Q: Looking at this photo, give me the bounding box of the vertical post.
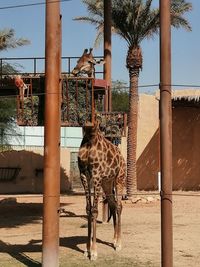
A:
[34,58,37,75]
[42,1,61,267]
[102,0,112,223]
[104,0,112,112]
[159,1,173,267]
[0,59,3,81]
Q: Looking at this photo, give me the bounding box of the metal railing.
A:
[0,56,104,77]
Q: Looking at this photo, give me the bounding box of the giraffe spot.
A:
[113,157,118,166]
[94,157,99,163]
[110,145,116,154]
[97,142,102,150]
[99,165,103,172]
[107,150,113,165]
[90,149,96,157]
[93,169,98,176]
[98,152,103,161]
[105,167,110,175]
[93,163,100,169]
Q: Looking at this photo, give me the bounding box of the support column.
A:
[42,1,61,266]
[104,0,112,112]
[102,0,112,223]
[159,1,173,266]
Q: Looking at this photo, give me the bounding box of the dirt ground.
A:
[0,192,199,267]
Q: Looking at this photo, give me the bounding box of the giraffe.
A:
[71,48,105,78]
[78,120,126,260]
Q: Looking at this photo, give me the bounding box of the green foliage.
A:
[19,96,40,126]
[0,28,30,51]
[62,79,92,125]
[0,28,30,148]
[77,0,192,48]
[0,97,16,125]
[111,0,192,47]
[112,90,129,113]
[112,80,129,113]
[1,62,24,74]
[0,97,19,149]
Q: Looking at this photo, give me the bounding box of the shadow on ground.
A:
[0,235,113,267]
[0,201,85,228]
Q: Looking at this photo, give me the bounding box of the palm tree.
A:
[0,28,30,51]
[75,0,192,196]
[73,0,104,47]
[0,28,30,148]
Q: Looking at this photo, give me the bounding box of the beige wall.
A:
[0,148,71,194]
[136,94,160,190]
[137,94,159,159]
[172,106,200,190]
[121,94,200,190]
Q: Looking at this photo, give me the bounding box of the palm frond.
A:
[0,28,30,51]
[82,0,103,17]
[77,0,192,47]
[171,0,192,31]
[93,23,104,48]
[73,16,103,27]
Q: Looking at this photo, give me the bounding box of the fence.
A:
[0,56,104,77]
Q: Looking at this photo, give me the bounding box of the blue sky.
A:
[0,0,200,92]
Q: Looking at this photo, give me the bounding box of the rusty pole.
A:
[42,1,61,266]
[102,0,112,223]
[159,1,173,267]
[104,0,112,112]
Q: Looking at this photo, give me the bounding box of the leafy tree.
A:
[0,28,30,148]
[0,97,19,150]
[112,80,129,112]
[75,0,192,196]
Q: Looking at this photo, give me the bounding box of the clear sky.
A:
[0,0,200,93]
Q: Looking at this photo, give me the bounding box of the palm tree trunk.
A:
[126,68,139,197]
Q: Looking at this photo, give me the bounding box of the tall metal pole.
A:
[42,1,61,266]
[104,0,112,112]
[159,1,173,267]
[102,0,112,223]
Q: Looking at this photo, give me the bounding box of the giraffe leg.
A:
[80,173,92,258]
[102,182,120,250]
[90,216,97,260]
[114,195,122,251]
[113,185,123,251]
[90,187,101,260]
[85,212,92,258]
[107,194,121,250]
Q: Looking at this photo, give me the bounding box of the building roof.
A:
[172,89,200,101]
[155,89,200,102]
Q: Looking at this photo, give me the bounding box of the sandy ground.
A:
[0,192,199,267]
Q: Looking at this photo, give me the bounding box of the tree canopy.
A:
[0,28,30,148]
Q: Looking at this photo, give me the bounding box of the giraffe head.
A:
[83,120,100,137]
[71,48,105,78]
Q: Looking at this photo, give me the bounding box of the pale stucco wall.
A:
[0,147,71,194]
[137,94,159,159]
